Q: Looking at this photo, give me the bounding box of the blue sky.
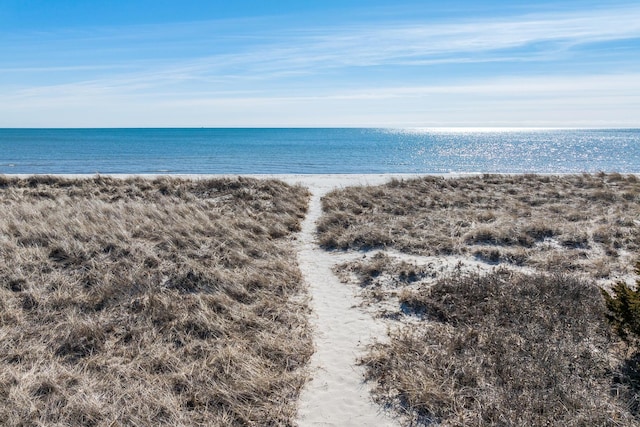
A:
[1,0,639,127]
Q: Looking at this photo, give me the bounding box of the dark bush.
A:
[602,264,640,342]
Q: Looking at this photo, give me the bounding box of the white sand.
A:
[281,176,407,427]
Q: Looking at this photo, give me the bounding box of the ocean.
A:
[1,128,639,175]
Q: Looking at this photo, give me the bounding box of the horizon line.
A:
[1,126,639,131]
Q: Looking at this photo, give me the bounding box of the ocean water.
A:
[1,128,639,174]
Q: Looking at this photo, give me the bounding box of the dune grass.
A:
[361,270,635,426]
[323,174,640,426]
[319,173,640,281]
[0,175,312,426]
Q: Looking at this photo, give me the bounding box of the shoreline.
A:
[2,172,626,194]
[0,172,544,188]
[1,173,450,194]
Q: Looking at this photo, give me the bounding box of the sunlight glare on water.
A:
[379,128,640,173]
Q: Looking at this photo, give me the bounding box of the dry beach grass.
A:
[319,173,640,281]
[0,175,312,426]
[4,172,640,426]
[322,174,640,426]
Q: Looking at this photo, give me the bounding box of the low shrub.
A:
[602,264,640,342]
[362,270,633,426]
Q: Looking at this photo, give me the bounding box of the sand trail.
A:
[292,179,399,427]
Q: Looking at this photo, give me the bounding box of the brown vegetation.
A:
[362,270,634,426]
[324,174,640,425]
[319,173,640,280]
[0,175,312,426]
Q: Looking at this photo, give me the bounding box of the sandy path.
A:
[284,176,406,427]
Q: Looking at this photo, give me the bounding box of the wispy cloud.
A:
[3,4,640,86]
[154,5,640,80]
[1,3,639,126]
[4,73,639,125]
[286,7,640,67]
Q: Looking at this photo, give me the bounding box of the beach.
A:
[5,0,640,423]
[1,173,639,426]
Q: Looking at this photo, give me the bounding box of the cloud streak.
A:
[151,4,640,80]
[4,4,640,79]
[3,73,639,126]
[293,7,640,66]
[1,3,639,126]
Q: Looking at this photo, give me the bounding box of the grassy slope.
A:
[321,174,640,426]
[319,173,640,280]
[0,176,311,426]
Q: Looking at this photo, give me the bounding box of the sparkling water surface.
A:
[1,128,639,174]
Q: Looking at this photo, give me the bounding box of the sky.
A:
[0,0,639,127]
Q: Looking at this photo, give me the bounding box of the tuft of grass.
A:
[0,175,312,426]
